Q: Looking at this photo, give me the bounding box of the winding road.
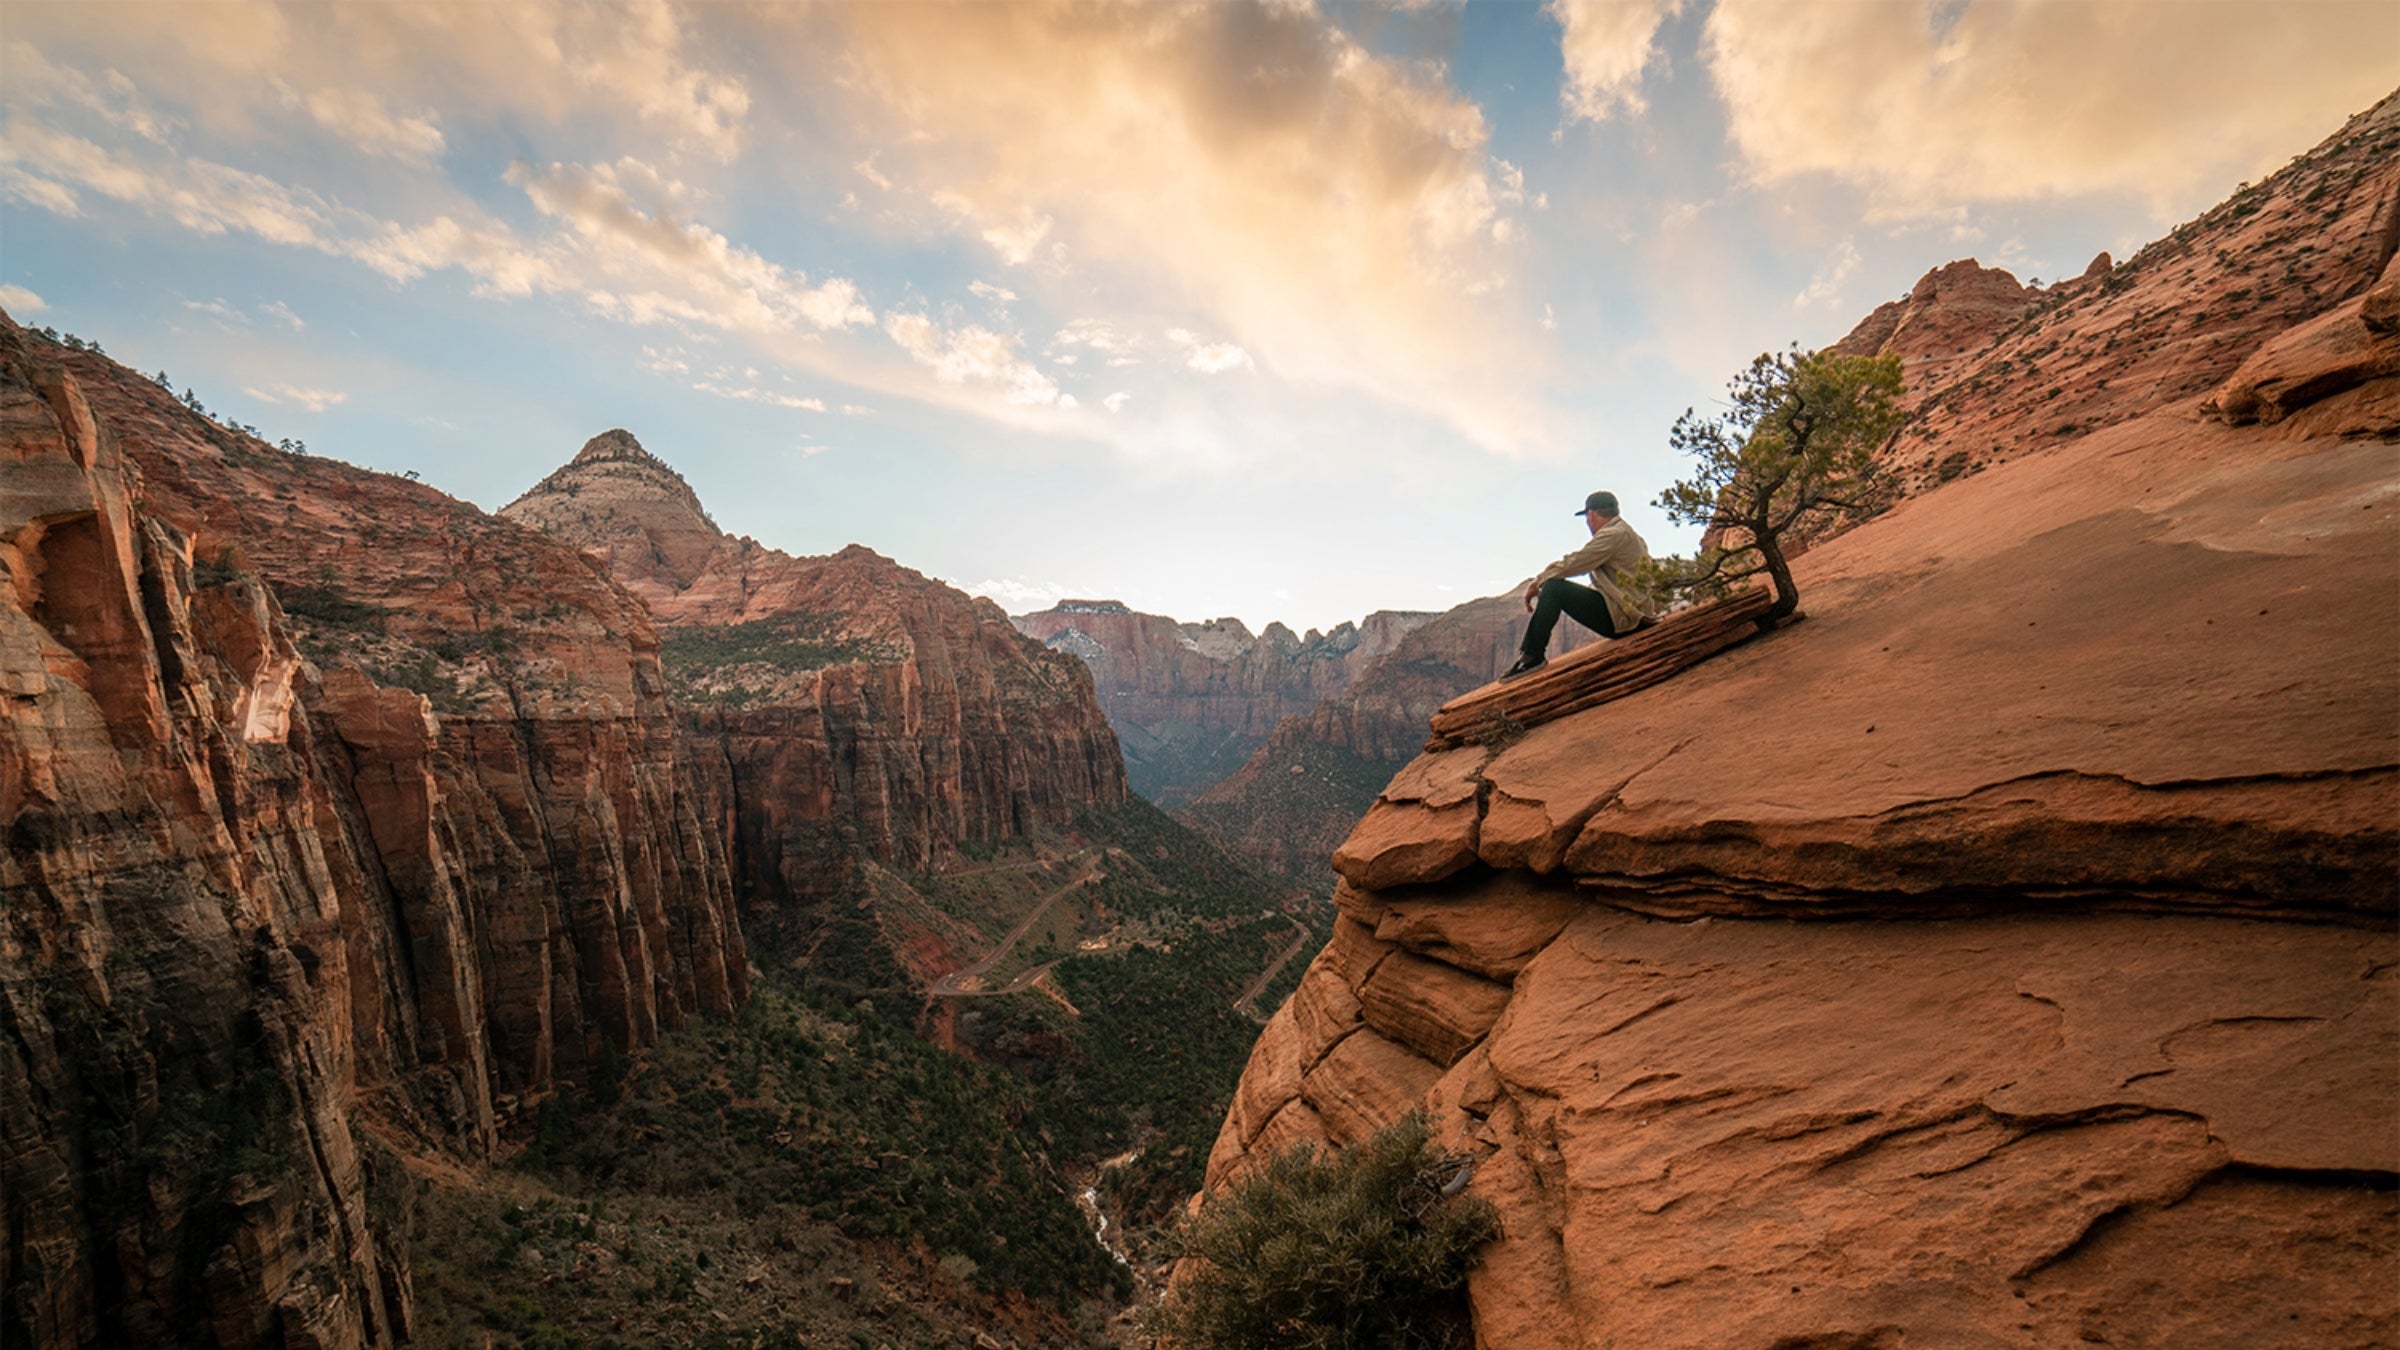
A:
[1232,916,1314,1020]
[928,852,1101,997]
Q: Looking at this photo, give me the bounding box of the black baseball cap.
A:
[1574,491,1619,516]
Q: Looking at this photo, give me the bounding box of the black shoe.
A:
[1502,653,1545,681]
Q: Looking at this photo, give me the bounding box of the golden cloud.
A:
[809,0,1553,453]
[4,0,748,161]
[1551,0,1684,123]
[1704,0,2400,217]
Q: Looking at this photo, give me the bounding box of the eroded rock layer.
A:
[1200,94,2400,1350]
[1,319,746,1348]
[502,437,1127,916]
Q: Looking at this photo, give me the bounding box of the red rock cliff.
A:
[1012,599,1433,805]
[1197,95,2400,1348]
[502,439,1126,919]
[1,320,746,1348]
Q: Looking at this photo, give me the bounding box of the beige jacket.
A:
[1535,516,1659,633]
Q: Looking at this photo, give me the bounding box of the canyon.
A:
[1196,92,2400,1348]
[502,431,1128,923]
[1,327,1149,1346]
[1176,593,1600,877]
[5,63,2395,1350]
[1012,599,1432,807]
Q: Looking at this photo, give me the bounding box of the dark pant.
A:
[1522,577,1619,657]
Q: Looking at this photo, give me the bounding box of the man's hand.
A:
[1522,580,1539,612]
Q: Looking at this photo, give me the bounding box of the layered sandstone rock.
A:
[1198,97,2400,1350]
[502,428,723,592]
[503,437,1126,914]
[1,318,747,1348]
[1832,256,2040,394]
[1860,93,2400,493]
[1179,593,1595,875]
[1012,599,1432,805]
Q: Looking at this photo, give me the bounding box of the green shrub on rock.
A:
[1156,1110,1499,1350]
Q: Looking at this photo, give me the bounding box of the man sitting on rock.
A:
[1505,491,1659,680]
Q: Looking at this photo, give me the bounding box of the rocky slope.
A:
[501,435,1127,925]
[1,320,746,1348]
[1194,95,2400,1348]
[1855,96,2399,494]
[1177,593,1596,876]
[1012,600,1432,806]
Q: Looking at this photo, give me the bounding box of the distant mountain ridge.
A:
[1012,598,1434,807]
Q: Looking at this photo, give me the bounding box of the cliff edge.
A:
[1196,93,2400,1348]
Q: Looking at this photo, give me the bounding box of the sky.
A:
[4,2,2394,633]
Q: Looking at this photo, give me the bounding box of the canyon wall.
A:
[1179,594,1595,876]
[1,321,746,1348]
[1196,93,2400,1349]
[502,435,1127,922]
[1013,599,1432,806]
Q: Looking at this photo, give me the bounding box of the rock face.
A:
[503,438,1126,915]
[1011,599,1433,805]
[502,428,724,591]
[1198,96,2400,1348]
[1,321,746,1347]
[1832,256,2041,394]
[1858,95,2400,495]
[1178,593,1595,876]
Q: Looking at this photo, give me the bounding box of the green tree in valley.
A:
[1652,346,1905,622]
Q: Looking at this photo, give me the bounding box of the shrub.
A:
[1155,1110,1500,1350]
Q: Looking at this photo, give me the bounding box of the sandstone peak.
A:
[502,430,722,592]
[573,427,658,464]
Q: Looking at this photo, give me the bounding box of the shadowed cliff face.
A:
[1177,593,1597,877]
[1012,600,1434,806]
[502,439,1128,925]
[1196,95,2400,1349]
[0,320,746,1348]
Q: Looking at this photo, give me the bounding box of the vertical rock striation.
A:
[501,437,1127,922]
[1,318,746,1348]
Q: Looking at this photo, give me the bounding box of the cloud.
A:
[243,382,347,411]
[5,2,749,160]
[0,117,342,247]
[0,282,48,313]
[818,1,1551,453]
[262,300,304,329]
[1704,0,2400,218]
[883,311,1063,406]
[1103,391,1131,413]
[1794,238,1861,308]
[969,280,1018,303]
[691,379,826,411]
[296,85,444,163]
[954,576,1091,614]
[508,158,875,331]
[1166,327,1253,374]
[4,40,180,145]
[1549,0,1682,123]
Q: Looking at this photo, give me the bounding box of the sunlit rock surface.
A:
[1199,92,2400,1350]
